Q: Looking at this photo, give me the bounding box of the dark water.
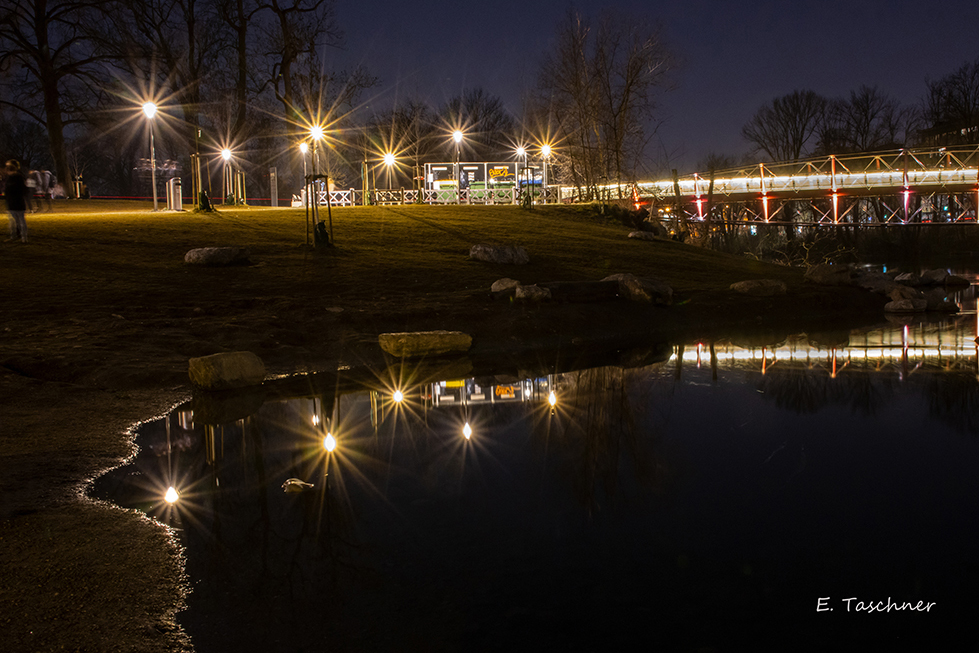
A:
[92,284,979,651]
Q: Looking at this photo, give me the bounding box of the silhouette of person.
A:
[4,160,30,242]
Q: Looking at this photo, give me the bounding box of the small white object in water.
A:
[281,478,314,493]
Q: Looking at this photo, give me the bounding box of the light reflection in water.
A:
[91,309,979,651]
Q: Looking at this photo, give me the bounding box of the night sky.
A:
[336,0,979,173]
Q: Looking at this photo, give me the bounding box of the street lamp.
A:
[516,146,527,202]
[541,144,552,201]
[299,141,309,206]
[309,124,333,246]
[221,148,232,204]
[142,102,158,210]
[383,152,395,189]
[453,130,464,203]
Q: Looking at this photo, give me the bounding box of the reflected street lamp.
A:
[142,102,158,210]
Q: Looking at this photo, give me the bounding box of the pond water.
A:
[92,280,979,651]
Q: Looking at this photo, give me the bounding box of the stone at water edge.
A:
[804,264,854,286]
[378,331,473,357]
[884,298,928,313]
[729,279,788,296]
[490,278,521,293]
[514,285,552,302]
[602,273,674,305]
[189,351,266,389]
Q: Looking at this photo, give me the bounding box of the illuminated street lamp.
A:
[541,144,552,201]
[453,130,464,203]
[299,141,309,206]
[142,102,158,210]
[309,124,333,246]
[221,148,232,203]
[383,152,395,189]
[516,146,528,202]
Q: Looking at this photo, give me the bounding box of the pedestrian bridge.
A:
[627,145,979,225]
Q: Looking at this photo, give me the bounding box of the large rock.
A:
[602,273,673,305]
[919,269,950,285]
[852,270,901,295]
[884,298,928,313]
[804,264,853,286]
[378,331,472,357]
[189,351,266,389]
[490,278,521,293]
[184,246,251,266]
[887,285,922,302]
[469,244,530,265]
[729,279,788,296]
[946,274,971,287]
[515,284,552,302]
[894,272,922,286]
[627,231,659,241]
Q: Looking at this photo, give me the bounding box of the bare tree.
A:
[0,0,110,196]
[536,8,673,199]
[741,89,827,162]
[439,88,515,161]
[915,57,979,146]
[817,85,905,154]
[254,0,342,126]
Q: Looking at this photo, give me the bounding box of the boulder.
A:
[184,246,251,266]
[894,272,922,286]
[729,279,788,296]
[884,298,928,313]
[378,331,472,357]
[469,244,530,265]
[852,270,900,295]
[514,284,552,302]
[602,273,673,305]
[490,278,521,293]
[922,288,959,313]
[804,264,853,286]
[887,285,923,302]
[189,351,266,389]
[628,231,659,241]
[919,269,949,285]
[946,274,971,287]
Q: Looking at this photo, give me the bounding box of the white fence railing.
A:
[292,186,561,207]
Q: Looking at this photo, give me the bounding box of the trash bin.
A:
[166,177,183,211]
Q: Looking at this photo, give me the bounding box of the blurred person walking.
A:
[4,160,31,242]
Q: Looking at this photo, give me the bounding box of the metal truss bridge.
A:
[624,145,979,227]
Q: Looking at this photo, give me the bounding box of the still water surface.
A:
[93,283,979,651]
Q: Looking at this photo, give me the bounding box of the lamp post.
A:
[142,102,158,210]
[453,130,463,204]
[383,152,395,192]
[541,144,551,203]
[310,125,333,246]
[221,148,232,204]
[299,141,309,207]
[516,146,527,204]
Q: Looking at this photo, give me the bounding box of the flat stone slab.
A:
[189,351,266,389]
[379,331,472,357]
